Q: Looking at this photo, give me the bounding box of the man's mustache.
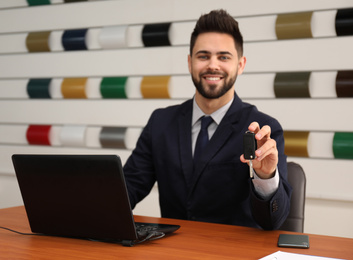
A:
[200,71,227,77]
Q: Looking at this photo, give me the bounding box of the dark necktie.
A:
[194,116,214,163]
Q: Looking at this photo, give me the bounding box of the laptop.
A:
[11,154,180,246]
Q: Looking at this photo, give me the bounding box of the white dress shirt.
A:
[191,97,279,200]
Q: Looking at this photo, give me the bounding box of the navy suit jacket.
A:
[124,93,292,230]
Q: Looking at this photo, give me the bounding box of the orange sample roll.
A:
[141,76,170,98]
[61,78,87,98]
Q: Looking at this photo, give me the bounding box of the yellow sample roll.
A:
[283,131,309,157]
[26,31,51,52]
[276,12,313,39]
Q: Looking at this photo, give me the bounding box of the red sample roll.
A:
[26,125,51,145]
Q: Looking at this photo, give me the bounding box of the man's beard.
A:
[191,71,237,99]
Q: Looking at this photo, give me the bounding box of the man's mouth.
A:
[202,75,224,85]
[201,71,225,82]
[204,76,222,81]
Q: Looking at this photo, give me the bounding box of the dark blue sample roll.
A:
[142,23,171,47]
[62,29,88,51]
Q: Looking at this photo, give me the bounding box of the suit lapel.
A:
[178,100,194,188]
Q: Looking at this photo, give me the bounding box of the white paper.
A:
[259,251,346,260]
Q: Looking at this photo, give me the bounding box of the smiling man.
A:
[123,9,292,230]
[189,31,245,115]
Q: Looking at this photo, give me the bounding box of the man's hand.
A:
[240,122,278,179]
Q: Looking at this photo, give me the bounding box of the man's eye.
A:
[219,56,230,60]
[198,55,209,60]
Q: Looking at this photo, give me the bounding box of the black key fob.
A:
[243,131,257,160]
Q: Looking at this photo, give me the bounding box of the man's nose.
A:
[207,57,220,71]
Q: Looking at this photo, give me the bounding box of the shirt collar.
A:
[192,95,234,126]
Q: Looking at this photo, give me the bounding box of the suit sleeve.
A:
[123,111,157,209]
[249,119,292,230]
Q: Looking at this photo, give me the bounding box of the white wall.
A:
[0,0,352,238]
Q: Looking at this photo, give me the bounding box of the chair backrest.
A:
[279,162,306,232]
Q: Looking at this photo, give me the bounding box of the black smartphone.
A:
[277,234,310,248]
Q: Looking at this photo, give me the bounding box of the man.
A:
[124,9,292,230]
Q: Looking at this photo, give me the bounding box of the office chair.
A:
[279,162,306,232]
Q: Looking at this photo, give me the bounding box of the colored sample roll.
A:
[60,125,86,147]
[26,125,51,145]
[62,29,88,51]
[141,76,170,98]
[283,131,309,157]
[100,77,127,98]
[276,12,313,39]
[333,132,353,159]
[336,70,353,97]
[99,25,128,49]
[27,78,51,99]
[27,0,50,6]
[142,23,171,47]
[61,78,87,98]
[99,127,126,149]
[26,31,51,52]
[335,8,353,36]
[274,72,311,98]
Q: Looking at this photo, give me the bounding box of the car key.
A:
[243,131,257,178]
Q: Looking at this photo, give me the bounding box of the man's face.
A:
[188,32,245,99]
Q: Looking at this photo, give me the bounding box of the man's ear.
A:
[237,56,247,76]
[187,55,192,74]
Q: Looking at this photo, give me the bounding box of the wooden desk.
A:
[0,206,352,260]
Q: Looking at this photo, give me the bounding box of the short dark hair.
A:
[189,9,243,57]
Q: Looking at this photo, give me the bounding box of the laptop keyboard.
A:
[135,223,159,236]
[134,222,180,237]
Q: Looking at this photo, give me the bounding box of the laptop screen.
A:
[12,154,138,241]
